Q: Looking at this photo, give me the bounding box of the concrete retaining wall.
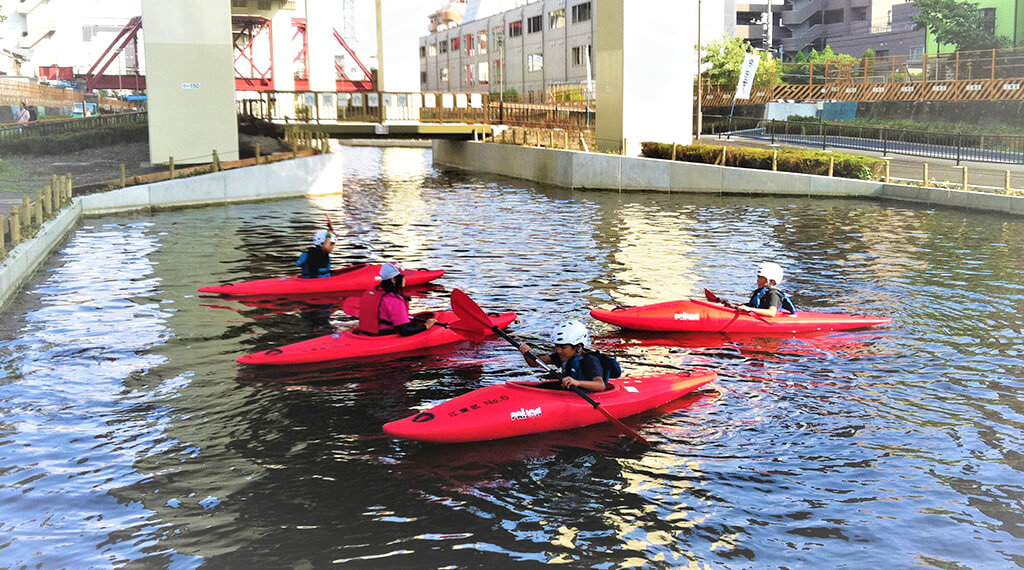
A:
[0,152,344,311]
[433,140,1024,216]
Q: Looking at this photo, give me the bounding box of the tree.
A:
[700,34,779,89]
[914,0,1011,51]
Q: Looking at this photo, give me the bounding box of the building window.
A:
[571,45,590,67]
[451,36,460,51]
[439,39,448,53]
[549,9,565,29]
[465,34,474,56]
[852,7,867,22]
[429,43,437,56]
[824,9,843,24]
[478,61,489,84]
[980,8,996,35]
[258,0,271,9]
[465,64,474,86]
[528,53,544,72]
[419,45,426,58]
[478,30,487,55]
[527,15,542,33]
[421,71,427,84]
[440,67,449,83]
[571,2,591,24]
[509,20,522,37]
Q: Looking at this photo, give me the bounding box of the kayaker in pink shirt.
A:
[358,263,437,335]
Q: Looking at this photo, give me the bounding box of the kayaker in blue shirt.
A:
[737,262,797,317]
[518,320,621,393]
[296,230,335,278]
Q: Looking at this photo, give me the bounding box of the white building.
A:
[419,0,736,97]
[0,0,142,79]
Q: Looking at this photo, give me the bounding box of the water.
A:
[0,145,1022,568]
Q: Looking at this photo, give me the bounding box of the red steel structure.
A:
[83,15,373,93]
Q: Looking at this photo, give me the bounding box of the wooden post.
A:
[212,150,221,172]
[41,184,52,217]
[884,160,890,183]
[255,143,262,164]
[34,199,43,227]
[0,217,4,252]
[962,166,969,191]
[719,146,727,165]
[563,131,569,149]
[671,142,677,161]
[65,175,73,203]
[9,208,20,244]
[169,156,176,180]
[1006,170,1012,193]
[828,156,834,177]
[547,130,553,147]
[21,197,31,228]
[578,133,589,152]
[772,150,778,171]
[923,163,929,186]
[120,164,127,188]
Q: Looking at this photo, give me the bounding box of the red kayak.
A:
[199,263,445,296]
[383,370,717,444]
[591,299,891,334]
[237,310,517,365]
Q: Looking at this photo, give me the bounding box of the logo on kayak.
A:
[510,406,542,421]
[673,312,700,321]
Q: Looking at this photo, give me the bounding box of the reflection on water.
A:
[0,145,1022,567]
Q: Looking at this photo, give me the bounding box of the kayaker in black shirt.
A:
[296,230,335,278]
[518,319,621,392]
[737,262,797,317]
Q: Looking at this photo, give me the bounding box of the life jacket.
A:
[750,287,797,314]
[357,289,406,334]
[563,350,622,386]
[296,247,331,278]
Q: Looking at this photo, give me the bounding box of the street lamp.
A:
[696,0,702,140]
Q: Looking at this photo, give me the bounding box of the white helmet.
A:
[757,262,784,285]
[379,263,401,280]
[550,319,590,347]
[313,229,334,246]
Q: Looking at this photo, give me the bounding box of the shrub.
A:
[641,142,885,181]
[0,122,149,155]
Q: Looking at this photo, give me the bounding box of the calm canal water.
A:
[0,145,1022,568]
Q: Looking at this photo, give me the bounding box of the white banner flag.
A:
[734,53,760,100]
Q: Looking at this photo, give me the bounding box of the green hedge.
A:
[0,122,149,155]
[641,142,886,181]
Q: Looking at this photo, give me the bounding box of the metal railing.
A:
[707,114,1024,165]
[0,111,147,143]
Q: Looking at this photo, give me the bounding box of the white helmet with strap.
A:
[550,319,590,347]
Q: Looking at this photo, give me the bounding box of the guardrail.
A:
[707,114,1024,165]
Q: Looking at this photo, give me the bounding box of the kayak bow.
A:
[199,263,445,296]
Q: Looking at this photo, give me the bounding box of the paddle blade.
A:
[450,289,495,332]
[703,288,719,302]
[341,296,360,317]
[447,319,488,341]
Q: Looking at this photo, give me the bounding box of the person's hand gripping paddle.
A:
[450,289,650,446]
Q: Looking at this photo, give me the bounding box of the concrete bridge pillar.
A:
[271,7,296,119]
[595,0,695,156]
[375,0,419,93]
[141,0,238,165]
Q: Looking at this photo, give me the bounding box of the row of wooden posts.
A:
[285,129,331,154]
[491,127,592,152]
[2,175,73,254]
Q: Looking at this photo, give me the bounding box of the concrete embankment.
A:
[0,152,344,311]
[432,140,1024,217]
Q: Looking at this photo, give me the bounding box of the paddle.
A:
[704,288,773,325]
[341,295,485,340]
[324,213,336,234]
[450,289,651,446]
